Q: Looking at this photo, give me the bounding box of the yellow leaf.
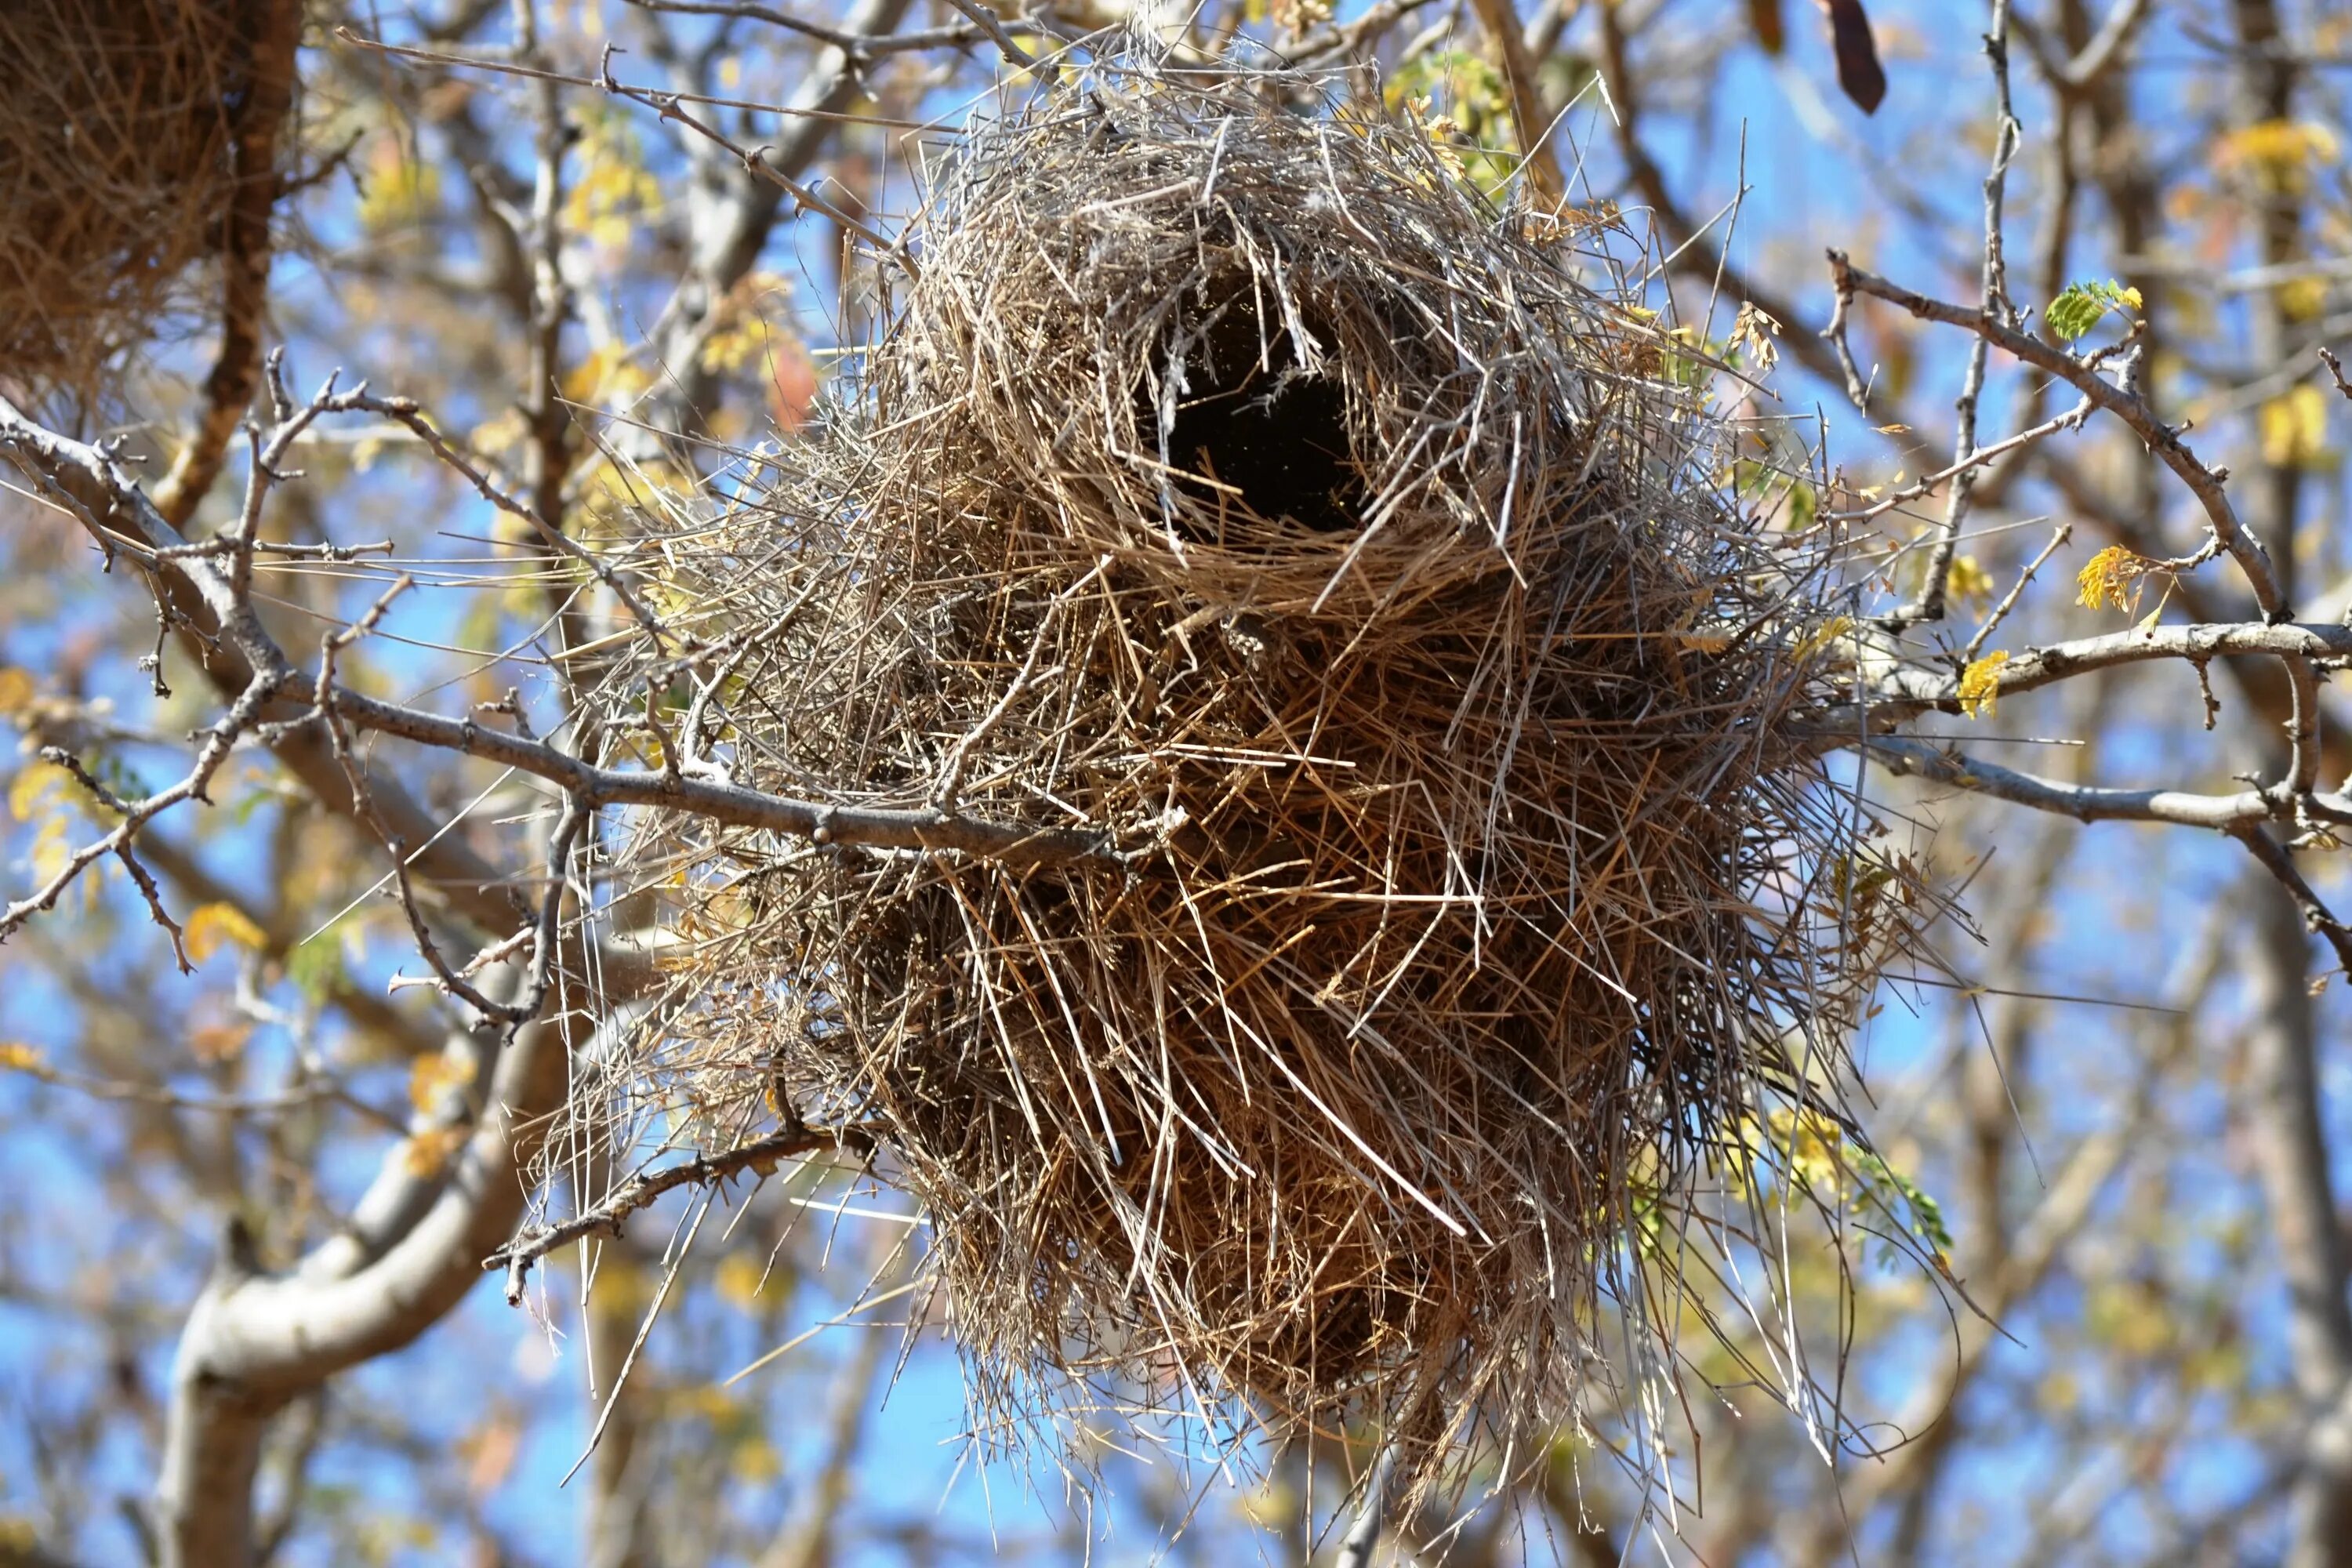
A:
[8,760,70,822]
[0,668,31,716]
[1958,650,2009,719]
[1792,614,1855,662]
[408,1049,479,1115]
[2260,383,2330,467]
[401,1126,470,1178]
[2076,544,2160,613]
[713,1251,767,1309]
[1240,1477,1298,1528]
[469,407,530,459]
[27,817,69,882]
[357,136,441,232]
[2213,119,2342,193]
[2281,275,2328,321]
[0,1041,45,1072]
[183,902,267,965]
[730,1435,782,1484]
[1944,554,1994,604]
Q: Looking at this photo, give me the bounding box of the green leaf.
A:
[287,935,344,1002]
[2047,278,2140,342]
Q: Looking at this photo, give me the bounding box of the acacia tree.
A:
[5,2,2352,1566]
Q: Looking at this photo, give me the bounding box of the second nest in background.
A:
[611,54,1915,1486]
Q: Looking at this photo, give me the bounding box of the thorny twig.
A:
[1962,522,2073,662]
[487,1122,877,1301]
[2234,826,2352,978]
[1831,397,2091,528]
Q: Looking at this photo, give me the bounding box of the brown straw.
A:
[593,49,1926,1493]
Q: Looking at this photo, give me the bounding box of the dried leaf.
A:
[1822,0,1886,114]
[1730,301,1782,372]
[189,1022,252,1065]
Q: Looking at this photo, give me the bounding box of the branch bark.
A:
[153,1011,571,1566]
[150,0,305,528]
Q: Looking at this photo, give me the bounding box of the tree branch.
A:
[150,0,305,528]
[486,1123,873,1299]
[153,1011,571,1567]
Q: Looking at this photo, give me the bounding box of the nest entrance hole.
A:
[1151,294,1364,539]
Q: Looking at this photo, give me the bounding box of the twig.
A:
[1963,522,2073,660]
[487,1123,876,1299]
[1826,249,2324,796]
[1832,397,2090,526]
[1888,0,2020,631]
[2234,826,2352,976]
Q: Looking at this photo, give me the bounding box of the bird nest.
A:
[597,56,1920,1487]
[0,0,281,405]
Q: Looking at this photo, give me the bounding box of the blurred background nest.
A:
[0,0,293,411]
[599,52,1927,1493]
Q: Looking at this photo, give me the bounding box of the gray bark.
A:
[153,1015,569,1567]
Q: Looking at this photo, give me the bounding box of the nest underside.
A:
[0,0,274,401]
[604,58,1907,1486]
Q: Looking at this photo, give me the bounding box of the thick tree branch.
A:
[151,0,305,528]
[1466,0,1564,207]
[153,1011,572,1567]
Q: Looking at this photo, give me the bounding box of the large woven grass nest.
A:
[609,53,1914,1483]
[0,0,284,404]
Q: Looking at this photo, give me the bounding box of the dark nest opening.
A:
[1148,292,1364,539]
[595,53,1926,1497]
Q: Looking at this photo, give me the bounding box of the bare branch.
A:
[1887,0,2021,632]
[2234,825,2352,978]
[486,1123,874,1298]
[1827,249,2327,796]
[1858,733,2346,830]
